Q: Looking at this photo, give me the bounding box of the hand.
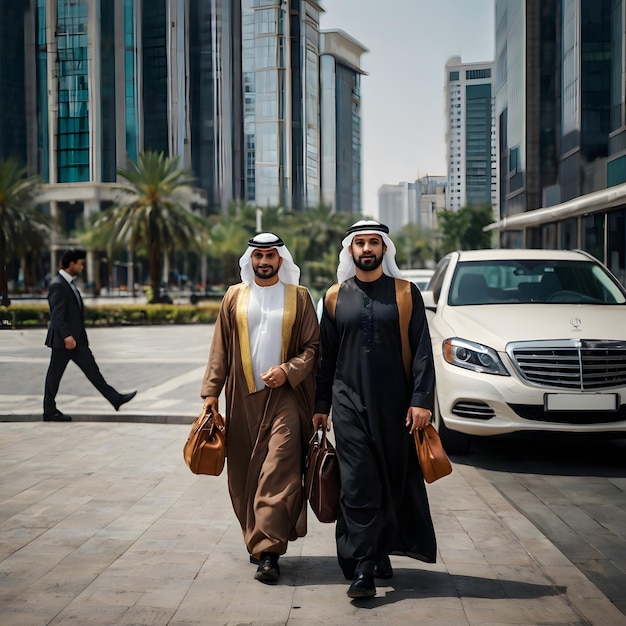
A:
[203,396,219,416]
[64,336,76,350]
[260,366,287,388]
[313,413,330,431]
[405,406,432,435]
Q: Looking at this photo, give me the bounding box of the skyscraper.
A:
[319,29,366,214]
[1,0,363,288]
[444,56,496,212]
[488,0,624,284]
[240,0,323,210]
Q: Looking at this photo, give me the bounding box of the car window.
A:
[448,259,626,305]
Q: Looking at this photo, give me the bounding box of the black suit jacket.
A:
[45,273,87,349]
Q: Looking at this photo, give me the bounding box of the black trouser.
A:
[43,342,119,415]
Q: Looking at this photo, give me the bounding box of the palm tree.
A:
[90,151,209,303]
[293,205,356,293]
[0,158,49,307]
[393,223,433,269]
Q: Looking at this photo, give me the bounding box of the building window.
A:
[583,213,605,263]
[607,209,625,285]
[56,0,90,183]
[466,68,491,80]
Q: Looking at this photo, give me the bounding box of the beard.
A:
[352,253,384,272]
[253,265,280,280]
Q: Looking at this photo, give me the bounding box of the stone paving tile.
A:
[2,327,626,625]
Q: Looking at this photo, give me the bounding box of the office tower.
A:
[319,29,367,214]
[1,0,364,288]
[241,0,323,210]
[0,0,29,166]
[490,0,624,284]
[378,176,446,234]
[444,56,495,212]
[378,182,419,234]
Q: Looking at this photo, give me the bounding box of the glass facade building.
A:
[0,0,29,166]
[445,57,496,211]
[319,29,366,213]
[240,0,323,210]
[2,0,363,285]
[490,0,626,285]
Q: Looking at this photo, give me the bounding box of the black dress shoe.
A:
[347,572,376,598]
[374,555,393,579]
[249,554,259,565]
[113,390,137,411]
[43,411,72,422]
[254,552,280,584]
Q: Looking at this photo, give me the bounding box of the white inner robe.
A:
[248,281,284,391]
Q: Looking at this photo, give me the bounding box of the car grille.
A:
[507,340,626,390]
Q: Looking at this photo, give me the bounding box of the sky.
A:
[319,0,495,218]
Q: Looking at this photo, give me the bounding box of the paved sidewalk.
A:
[1,327,625,625]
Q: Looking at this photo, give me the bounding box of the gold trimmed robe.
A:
[201,282,319,558]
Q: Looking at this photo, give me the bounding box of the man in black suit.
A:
[43,249,137,421]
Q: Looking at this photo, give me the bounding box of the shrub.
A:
[0,303,220,328]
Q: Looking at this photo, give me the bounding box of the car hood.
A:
[438,303,626,349]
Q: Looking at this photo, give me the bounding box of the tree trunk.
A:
[1,265,10,307]
[149,247,161,303]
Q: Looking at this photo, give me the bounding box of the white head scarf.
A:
[337,220,403,283]
[239,232,301,286]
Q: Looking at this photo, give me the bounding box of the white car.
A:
[421,249,626,453]
[400,268,434,291]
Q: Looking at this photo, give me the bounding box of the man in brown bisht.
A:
[201,232,319,584]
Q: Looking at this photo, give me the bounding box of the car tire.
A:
[433,392,471,455]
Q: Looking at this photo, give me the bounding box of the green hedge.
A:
[0,303,221,329]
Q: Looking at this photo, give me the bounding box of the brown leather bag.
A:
[304,427,340,522]
[183,407,226,475]
[414,424,453,483]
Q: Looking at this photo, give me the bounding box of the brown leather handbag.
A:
[183,407,226,475]
[414,424,453,483]
[304,427,340,523]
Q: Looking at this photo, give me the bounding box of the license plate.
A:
[544,393,619,411]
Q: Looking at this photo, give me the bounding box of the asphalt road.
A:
[456,433,626,616]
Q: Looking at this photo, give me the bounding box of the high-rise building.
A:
[241,0,323,210]
[489,0,625,284]
[1,0,359,289]
[0,0,29,167]
[378,182,418,234]
[377,176,446,234]
[319,29,367,214]
[444,56,496,212]
[494,0,562,241]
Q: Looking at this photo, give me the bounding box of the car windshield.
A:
[448,259,626,306]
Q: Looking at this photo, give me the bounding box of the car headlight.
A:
[442,338,510,376]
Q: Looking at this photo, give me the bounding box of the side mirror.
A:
[421,290,436,311]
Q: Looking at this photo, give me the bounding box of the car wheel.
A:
[432,391,471,455]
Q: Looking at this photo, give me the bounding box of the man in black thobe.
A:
[313,220,436,599]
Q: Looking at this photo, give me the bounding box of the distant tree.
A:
[205,202,354,295]
[293,205,355,295]
[439,204,494,253]
[0,158,49,306]
[393,224,434,269]
[89,152,209,303]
